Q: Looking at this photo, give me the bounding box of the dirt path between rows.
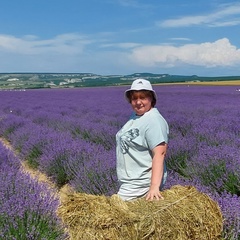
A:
[0,137,74,236]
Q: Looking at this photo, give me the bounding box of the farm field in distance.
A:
[0,72,240,89]
[0,83,239,239]
[159,80,240,86]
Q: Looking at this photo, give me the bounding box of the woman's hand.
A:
[146,185,164,201]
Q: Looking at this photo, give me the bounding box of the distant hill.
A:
[0,72,239,89]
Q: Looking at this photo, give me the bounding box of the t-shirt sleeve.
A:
[145,116,169,150]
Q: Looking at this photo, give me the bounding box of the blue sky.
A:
[1,0,240,76]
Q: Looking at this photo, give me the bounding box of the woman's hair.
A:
[126,90,156,107]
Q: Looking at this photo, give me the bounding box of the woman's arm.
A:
[145,142,167,201]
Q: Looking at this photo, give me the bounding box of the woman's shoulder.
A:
[147,108,168,124]
[147,108,161,117]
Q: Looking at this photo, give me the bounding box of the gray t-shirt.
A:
[116,108,169,201]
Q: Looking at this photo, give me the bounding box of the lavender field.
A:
[0,84,239,239]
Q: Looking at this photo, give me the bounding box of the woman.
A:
[116,78,169,201]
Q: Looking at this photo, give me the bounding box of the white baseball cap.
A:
[125,78,157,102]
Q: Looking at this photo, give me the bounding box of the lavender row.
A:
[0,85,239,238]
[0,142,68,239]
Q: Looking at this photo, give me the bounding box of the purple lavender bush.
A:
[0,143,68,239]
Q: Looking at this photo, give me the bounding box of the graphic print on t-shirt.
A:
[120,128,139,154]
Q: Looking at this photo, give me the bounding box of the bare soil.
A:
[0,137,74,203]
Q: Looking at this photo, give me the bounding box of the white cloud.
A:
[1,32,240,74]
[0,33,91,55]
[169,38,191,42]
[209,19,240,27]
[128,38,240,68]
[158,2,240,28]
[100,42,141,49]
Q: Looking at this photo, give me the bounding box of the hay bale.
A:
[58,185,223,240]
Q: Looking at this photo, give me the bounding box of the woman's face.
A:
[130,91,152,116]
